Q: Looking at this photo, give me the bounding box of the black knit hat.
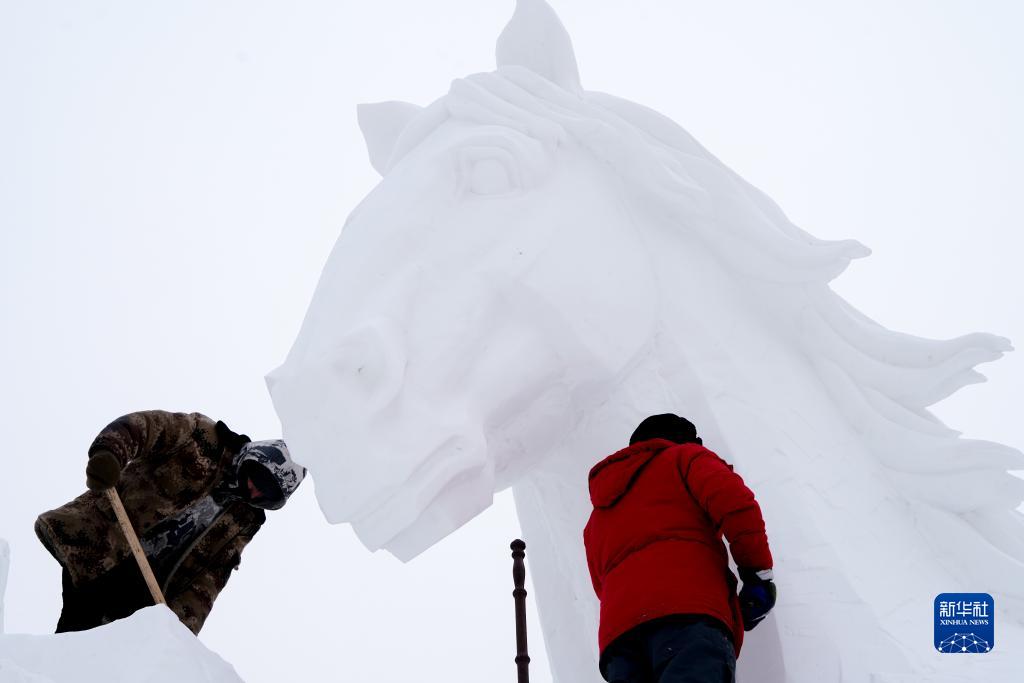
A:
[629,413,700,446]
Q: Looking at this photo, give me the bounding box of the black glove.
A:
[738,567,776,631]
[86,450,121,491]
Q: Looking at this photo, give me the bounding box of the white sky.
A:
[1,2,1021,682]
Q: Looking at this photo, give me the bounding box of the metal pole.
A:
[511,539,530,683]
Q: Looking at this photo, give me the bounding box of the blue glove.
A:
[738,567,776,631]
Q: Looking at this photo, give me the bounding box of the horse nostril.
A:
[331,320,406,409]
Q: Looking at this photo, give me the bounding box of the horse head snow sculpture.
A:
[268,2,1024,680]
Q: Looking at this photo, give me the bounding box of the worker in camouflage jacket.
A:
[34,410,306,634]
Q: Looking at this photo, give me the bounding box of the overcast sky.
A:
[1,2,1021,682]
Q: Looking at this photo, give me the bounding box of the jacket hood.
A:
[588,439,676,508]
[236,439,306,510]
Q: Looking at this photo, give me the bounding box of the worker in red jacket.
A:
[583,414,776,683]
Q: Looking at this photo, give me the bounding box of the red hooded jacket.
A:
[583,439,772,656]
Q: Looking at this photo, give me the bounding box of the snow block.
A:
[0,658,56,683]
[0,539,8,635]
[0,606,243,683]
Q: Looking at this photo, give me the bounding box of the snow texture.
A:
[268,1,1024,681]
[0,604,243,683]
[0,539,7,634]
[0,539,241,683]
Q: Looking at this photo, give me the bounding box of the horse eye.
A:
[469,158,516,195]
[457,146,522,196]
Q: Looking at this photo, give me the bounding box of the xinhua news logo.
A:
[934,593,994,654]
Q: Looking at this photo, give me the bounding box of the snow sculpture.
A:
[0,606,243,683]
[267,1,1024,680]
[0,539,8,634]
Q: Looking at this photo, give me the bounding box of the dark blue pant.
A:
[599,615,736,683]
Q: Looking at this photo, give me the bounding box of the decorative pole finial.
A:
[511,539,530,683]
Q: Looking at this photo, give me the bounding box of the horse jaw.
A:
[356,461,496,562]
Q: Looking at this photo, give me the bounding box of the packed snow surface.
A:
[269,1,1024,681]
[0,608,242,682]
[0,538,242,683]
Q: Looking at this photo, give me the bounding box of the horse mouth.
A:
[349,435,492,560]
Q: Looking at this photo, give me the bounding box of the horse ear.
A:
[496,0,582,93]
[357,101,423,175]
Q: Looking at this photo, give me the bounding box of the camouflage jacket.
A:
[35,410,265,634]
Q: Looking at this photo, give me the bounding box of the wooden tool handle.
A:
[105,488,166,606]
